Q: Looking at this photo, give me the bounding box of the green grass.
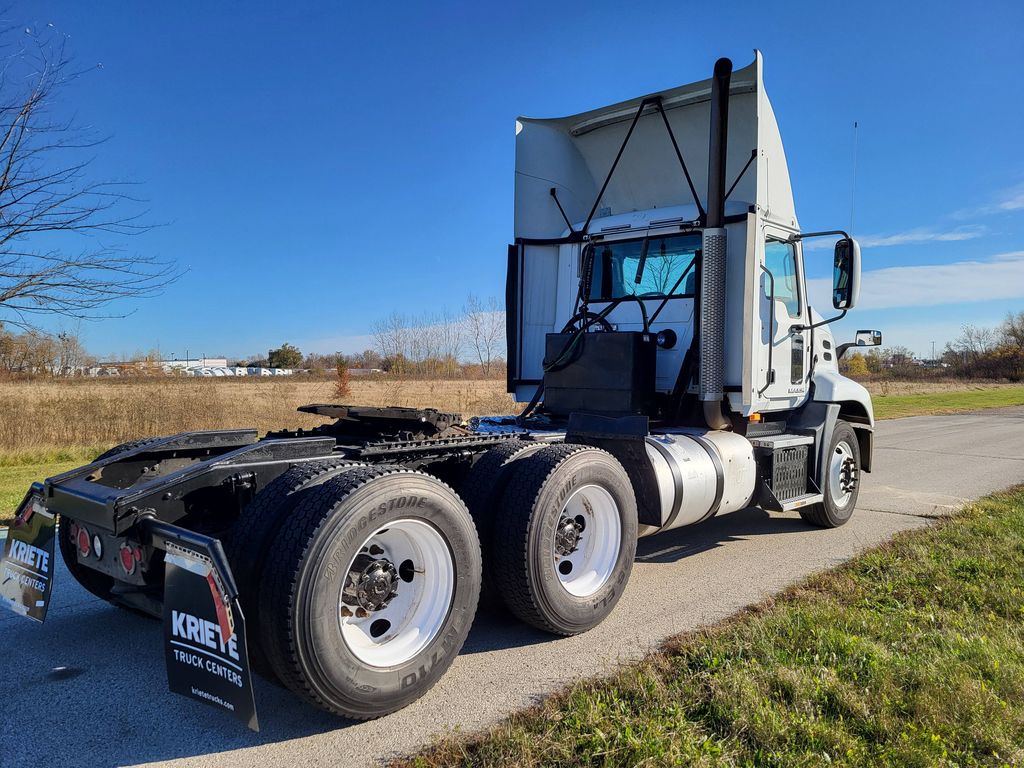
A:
[397,487,1024,768]
[0,446,109,526]
[871,385,1024,419]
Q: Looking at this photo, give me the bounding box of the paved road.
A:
[3,407,1024,768]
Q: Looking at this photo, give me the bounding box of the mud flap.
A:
[141,519,260,731]
[0,485,55,622]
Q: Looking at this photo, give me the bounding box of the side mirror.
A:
[832,238,861,310]
[854,329,881,347]
[837,329,882,359]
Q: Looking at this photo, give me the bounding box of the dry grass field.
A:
[1,375,1022,524]
[0,377,516,454]
[0,376,1018,455]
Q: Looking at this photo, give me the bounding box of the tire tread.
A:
[492,443,594,635]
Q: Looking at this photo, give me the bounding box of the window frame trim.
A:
[763,234,804,319]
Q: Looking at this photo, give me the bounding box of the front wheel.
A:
[800,420,861,528]
[258,466,481,719]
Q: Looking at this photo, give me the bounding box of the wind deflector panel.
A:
[513,51,798,242]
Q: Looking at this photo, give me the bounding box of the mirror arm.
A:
[790,229,851,242]
[792,309,847,333]
[836,341,856,359]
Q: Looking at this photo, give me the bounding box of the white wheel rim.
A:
[338,519,454,668]
[829,441,857,508]
[552,484,621,598]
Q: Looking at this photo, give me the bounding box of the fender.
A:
[809,368,874,473]
[811,369,874,427]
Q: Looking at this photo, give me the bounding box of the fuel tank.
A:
[640,430,756,536]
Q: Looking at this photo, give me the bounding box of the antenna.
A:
[850,120,859,235]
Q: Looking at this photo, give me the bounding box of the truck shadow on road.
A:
[634,505,815,564]
[460,506,814,655]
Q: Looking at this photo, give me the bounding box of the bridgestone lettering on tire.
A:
[258,466,481,719]
[493,444,638,636]
[458,439,543,606]
[224,459,362,680]
[800,420,861,528]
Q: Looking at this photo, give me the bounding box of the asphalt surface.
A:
[3,406,1024,768]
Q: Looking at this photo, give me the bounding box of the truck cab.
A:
[507,52,876,438]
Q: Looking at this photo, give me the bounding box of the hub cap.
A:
[552,484,621,598]
[338,519,454,668]
[828,441,858,508]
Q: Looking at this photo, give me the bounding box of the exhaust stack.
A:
[700,57,733,431]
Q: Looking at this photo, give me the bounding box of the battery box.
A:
[543,331,656,416]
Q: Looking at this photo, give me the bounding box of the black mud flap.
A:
[0,484,55,622]
[141,519,260,731]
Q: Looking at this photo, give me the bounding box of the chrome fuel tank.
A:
[642,430,756,535]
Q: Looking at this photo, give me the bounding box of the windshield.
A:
[588,233,699,301]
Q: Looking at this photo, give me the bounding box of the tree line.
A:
[841,311,1024,381]
[234,296,507,378]
[368,295,505,378]
[0,327,93,376]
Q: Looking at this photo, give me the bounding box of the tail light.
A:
[77,526,91,557]
[119,545,139,575]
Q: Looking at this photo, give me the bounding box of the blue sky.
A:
[13,0,1024,360]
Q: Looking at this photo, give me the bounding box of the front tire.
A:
[258,466,481,719]
[800,420,861,528]
[493,444,638,636]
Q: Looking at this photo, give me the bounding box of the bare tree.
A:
[0,25,177,330]
[55,328,92,374]
[437,307,464,378]
[463,294,505,375]
[947,324,997,364]
[371,311,409,373]
[1000,311,1024,350]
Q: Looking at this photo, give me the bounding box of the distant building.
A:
[156,357,228,370]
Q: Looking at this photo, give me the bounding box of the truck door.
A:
[758,227,809,408]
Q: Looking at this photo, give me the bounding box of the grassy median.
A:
[397,487,1024,767]
[871,385,1024,419]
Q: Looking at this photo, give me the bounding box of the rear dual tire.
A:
[493,444,638,636]
[458,440,544,606]
[224,459,362,681]
[258,466,481,719]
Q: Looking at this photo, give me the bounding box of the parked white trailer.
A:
[4,53,880,730]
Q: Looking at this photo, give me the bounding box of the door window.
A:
[763,239,801,317]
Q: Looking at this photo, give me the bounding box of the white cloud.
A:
[807,250,1024,310]
[954,183,1024,219]
[803,226,985,250]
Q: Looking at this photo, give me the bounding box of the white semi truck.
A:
[1,52,879,729]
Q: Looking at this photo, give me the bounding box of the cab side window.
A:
[763,239,801,317]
